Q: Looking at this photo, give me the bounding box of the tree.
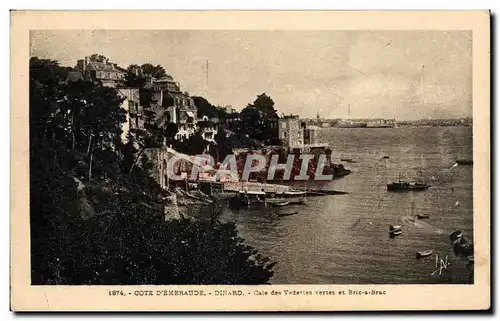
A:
[89,54,108,63]
[30,57,126,181]
[240,105,263,140]
[141,63,167,79]
[209,126,233,162]
[119,132,139,173]
[124,64,146,87]
[30,57,71,141]
[77,85,125,181]
[250,93,278,118]
[164,123,179,147]
[192,96,218,118]
[239,93,279,144]
[174,130,209,155]
[124,65,156,107]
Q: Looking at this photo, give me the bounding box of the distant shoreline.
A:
[320,124,472,128]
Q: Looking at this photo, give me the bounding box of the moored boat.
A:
[450,230,463,242]
[389,230,402,238]
[270,201,289,207]
[389,224,402,231]
[387,170,430,192]
[387,180,431,191]
[456,159,473,165]
[417,214,430,219]
[281,190,307,204]
[416,250,433,259]
[236,190,266,206]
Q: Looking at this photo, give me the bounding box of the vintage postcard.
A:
[11,11,490,311]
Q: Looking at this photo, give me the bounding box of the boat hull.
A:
[387,184,430,191]
[270,201,289,207]
[456,159,473,165]
[389,224,402,231]
[389,231,402,238]
[416,251,433,259]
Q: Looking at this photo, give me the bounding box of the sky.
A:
[30,30,472,120]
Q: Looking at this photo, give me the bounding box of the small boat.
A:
[282,190,307,204]
[236,190,266,206]
[340,158,357,163]
[417,214,430,219]
[450,230,463,242]
[387,170,430,192]
[382,156,390,159]
[389,230,402,238]
[416,250,433,259]
[456,159,473,165]
[389,224,402,231]
[276,211,299,217]
[270,201,289,207]
[387,180,430,191]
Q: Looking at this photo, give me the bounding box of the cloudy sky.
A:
[30,30,472,120]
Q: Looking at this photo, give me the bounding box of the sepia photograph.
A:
[11,11,490,311]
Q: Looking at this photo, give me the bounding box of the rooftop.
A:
[66,71,84,82]
[153,75,175,82]
[87,60,126,73]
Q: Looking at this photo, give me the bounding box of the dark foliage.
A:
[208,126,234,163]
[29,57,275,285]
[192,96,218,118]
[173,129,209,155]
[239,93,279,144]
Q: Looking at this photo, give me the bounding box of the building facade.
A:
[304,125,321,145]
[151,76,198,140]
[75,56,126,88]
[198,116,218,144]
[278,115,304,149]
[117,88,143,142]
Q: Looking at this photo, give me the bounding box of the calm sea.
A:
[218,127,473,284]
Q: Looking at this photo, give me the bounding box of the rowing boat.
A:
[416,250,433,259]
